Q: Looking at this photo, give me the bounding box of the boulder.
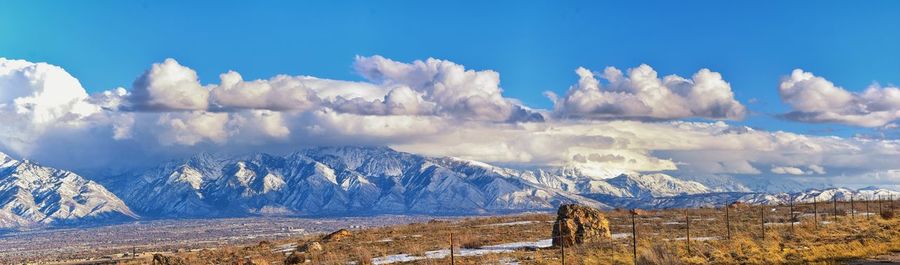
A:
[152,254,188,265]
[322,229,352,242]
[284,251,307,265]
[241,257,270,265]
[297,241,323,252]
[551,204,611,247]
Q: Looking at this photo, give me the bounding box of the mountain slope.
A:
[594,187,900,209]
[2,147,897,228]
[0,152,137,229]
[112,147,608,217]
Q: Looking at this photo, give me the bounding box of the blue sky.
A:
[1,1,899,186]
[2,1,898,137]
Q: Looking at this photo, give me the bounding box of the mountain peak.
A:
[0,151,16,164]
[301,145,397,154]
[0,157,137,229]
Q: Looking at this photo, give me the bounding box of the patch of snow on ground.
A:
[371,239,552,264]
[672,236,717,241]
[765,222,800,226]
[612,233,631,239]
[272,243,296,253]
[476,221,537,227]
[372,254,423,264]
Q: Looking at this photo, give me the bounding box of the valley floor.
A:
[8,203,900,265]
[0,215,436,264]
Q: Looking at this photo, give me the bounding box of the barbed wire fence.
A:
[485,195,898,265]
[300,195,896,265]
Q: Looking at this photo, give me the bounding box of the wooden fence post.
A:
[450,232,455,265]
[789,196,794,235]
[866,196,871,219]
[850,194,855,219]
[725,201,731,240]
[686,209,691,256]
[631,210,638,265]
[760,205,765,240]
[814,197,818,230]
[833,196,838,222]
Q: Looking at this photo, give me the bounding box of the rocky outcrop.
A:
[242,258,269,265]
[152,254,188,265]
[284,251,307,265]
[297,241,323,252]
[322,229,352,242]
[552,204,611,247]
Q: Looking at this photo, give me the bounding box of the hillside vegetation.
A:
[129,202,898,264]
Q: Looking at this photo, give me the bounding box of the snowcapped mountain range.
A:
[107,147,604,217]
[0,147,896,230]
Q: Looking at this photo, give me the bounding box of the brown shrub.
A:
[637,243,683,265]
[284,251,306,265]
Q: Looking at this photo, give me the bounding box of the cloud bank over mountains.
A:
[0,56,898,188]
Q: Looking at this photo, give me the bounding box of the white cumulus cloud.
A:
[779,69,900,127]
[547,65,746,120]
[354,55,543,122]
[209,71,321,111]
[130,58,209,111]
[0,57,898,189]
[0,58,100,154]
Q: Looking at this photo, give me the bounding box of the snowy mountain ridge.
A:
[0,147,897,230]
[109,147,609,217]
[0,152,137,229]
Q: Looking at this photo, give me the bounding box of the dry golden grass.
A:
[124,203,899,265]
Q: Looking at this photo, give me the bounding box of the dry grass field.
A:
[124,201,899,265]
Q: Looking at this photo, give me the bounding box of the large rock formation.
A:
[552,204,611,247]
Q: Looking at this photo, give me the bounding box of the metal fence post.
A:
[850,194,855,219]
